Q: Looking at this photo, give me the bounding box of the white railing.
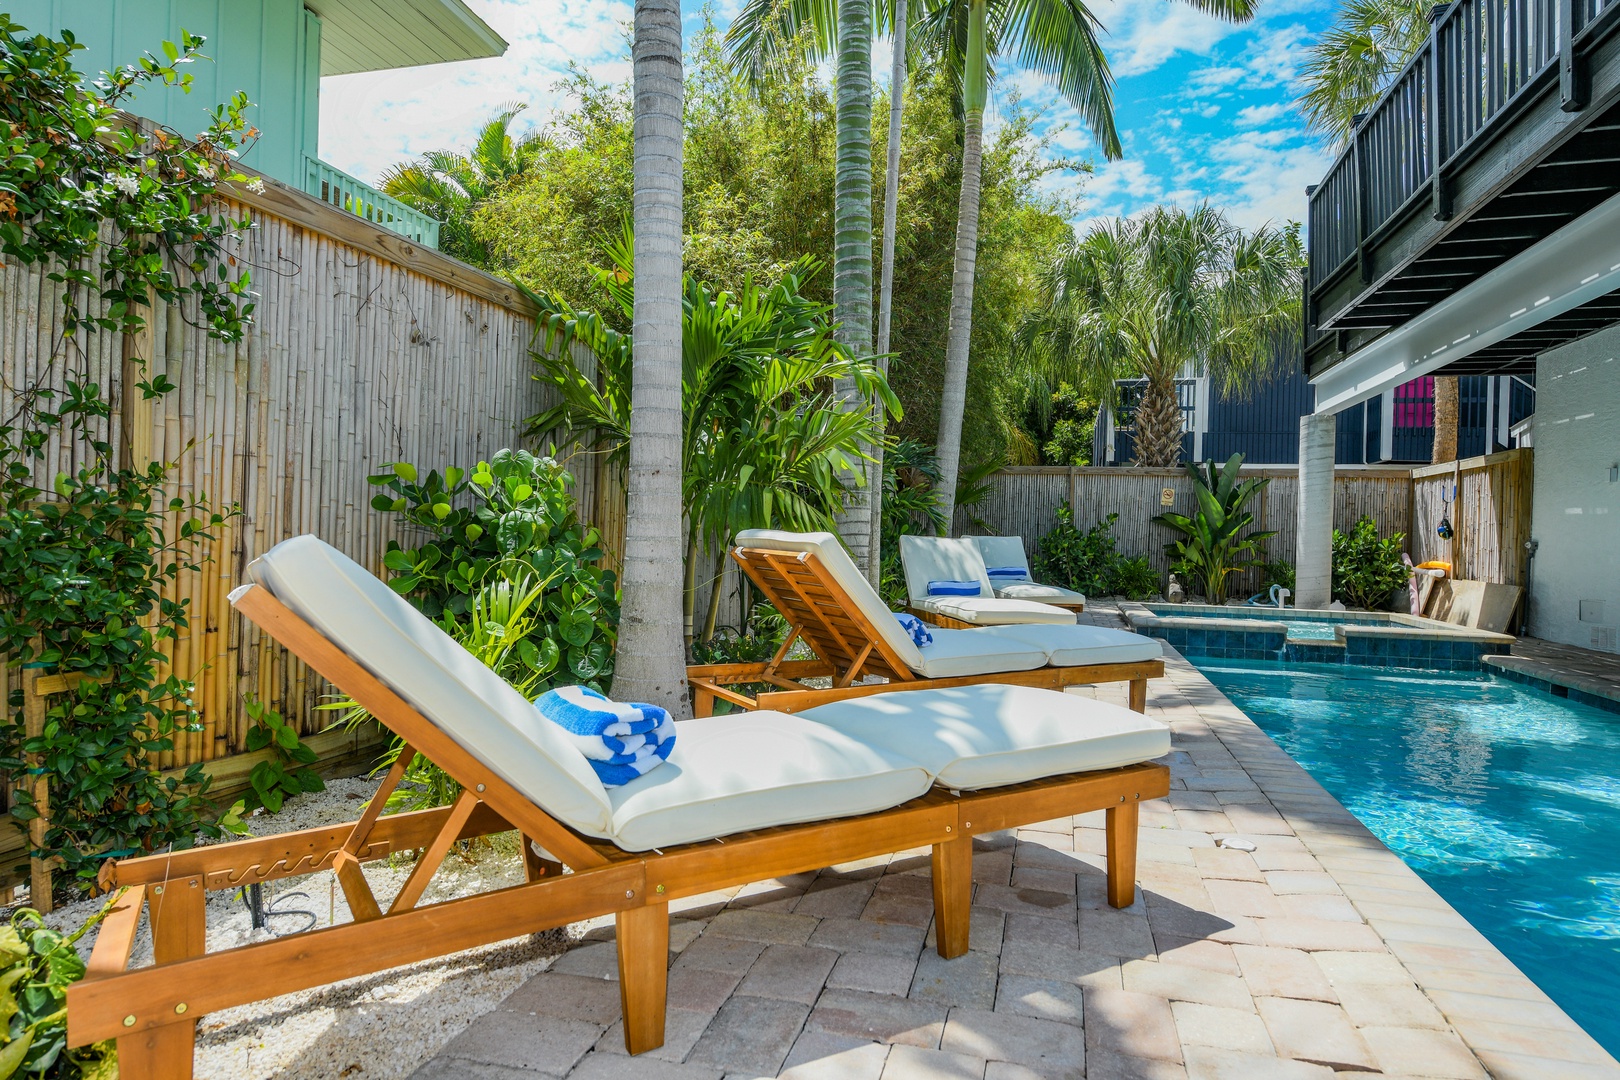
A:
[304,157,441,248]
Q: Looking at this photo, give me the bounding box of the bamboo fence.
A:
[959,457,1527,597]
[0,175,595,772]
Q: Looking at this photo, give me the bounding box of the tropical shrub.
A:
[237,698,324,815]
[527,233,894,641]
[345,454,618,811]
[1265,559,1296,594]
[1332,518,1409,610]
[0,19,254,889]
[1152,454,1275,605]
[1031,507,1160,600]
[367,450,619,690]
[0,904,116,1078]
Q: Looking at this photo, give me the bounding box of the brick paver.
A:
[413,607,1620,1079]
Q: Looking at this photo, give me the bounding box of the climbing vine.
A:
[0,18,256,888]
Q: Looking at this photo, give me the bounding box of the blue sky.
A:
[318,0,1336,233]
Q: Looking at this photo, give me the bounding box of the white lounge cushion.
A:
[969,536,1033,578]
[914,595,1077,625]
[992,582,1087,605]
[735,529,926,673]
[246,536,616,837]
[900,535,994,605]
[988,624,1164,667]
[802,684,1171,790]
[909,627,1050,679]
[607,712,933,850]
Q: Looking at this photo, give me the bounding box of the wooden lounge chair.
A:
[900,534,1079,628]
[687,530,1164,717]
[969,534,1088,609]
[67,537,1171,1079]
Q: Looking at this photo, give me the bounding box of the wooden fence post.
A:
[20,655,51,914]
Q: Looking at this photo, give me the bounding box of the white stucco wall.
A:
[1530,327,1620,653]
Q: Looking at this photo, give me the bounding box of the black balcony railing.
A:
[1307,0,1620,294]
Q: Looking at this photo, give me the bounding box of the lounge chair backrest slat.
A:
[969,536,1032,577]
[732,530,923,677]
[244,536,616,838]
[899,536,995,606]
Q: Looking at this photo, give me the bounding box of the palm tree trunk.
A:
[832,0,876,574]
[1431,376,1459,463]
[617,0,689,716]
[1133,375,1185,467]
[934,0,988,532]
[865,0,908,586]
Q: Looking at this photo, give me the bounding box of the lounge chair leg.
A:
[616,903,669,1054]
[117,1024,197,1080]
[1106,801,1140,908]
[521,836,563,881]
[691,686,714,718]
[1129,677,1147,713]
[931,833,974,959]
[132,874,205,1079]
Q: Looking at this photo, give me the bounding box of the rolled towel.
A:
[534,685,676,787]
[985,566,1030,581]
[893,612,934,648]
[927,579,981,596]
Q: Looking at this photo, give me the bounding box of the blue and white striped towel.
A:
[533,685,676,787]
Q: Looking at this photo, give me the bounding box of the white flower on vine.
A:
[111,174,140,197]
[540,456,558,469]
[196,161,217,180]
[245,177,266,195]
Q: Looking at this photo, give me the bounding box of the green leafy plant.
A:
[1265,559,1296,594]
[1031,507,1160,600]
[1111,556,1163,602]
[368,449,619,689]
[527,232,896,643]
[0,20,254,890]
[0,902,118,1078]
[1152,454,1275,605]
[238,698,324,815]
[351,455,619,811]
[1332,518,1409,610]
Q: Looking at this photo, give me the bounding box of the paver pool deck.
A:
[413,604,1620,1080]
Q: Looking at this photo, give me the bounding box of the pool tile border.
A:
[1160,641,1620,1076]
[1486,660,1620,715]
[1124,602,1516,673]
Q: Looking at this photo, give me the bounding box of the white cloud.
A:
[1090,0,1246,78]
[1236,102,1289,127]
[317,0,634,183]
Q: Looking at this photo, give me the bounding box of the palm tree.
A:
[1023,204,1301,468]
[617,0,689,715]
[726,1,912,580]
[379,102,542,265]
[917,0,1257,527]
[528,239,896,646]
[867,0,911,584]
[1297,0,1431,144]
[1431,377,1459,463]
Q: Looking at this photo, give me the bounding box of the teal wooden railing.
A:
[304,157,441,248]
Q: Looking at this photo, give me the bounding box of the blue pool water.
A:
[1200,662,1620,1054]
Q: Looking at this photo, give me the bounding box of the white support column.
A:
[1296,413,1336,609]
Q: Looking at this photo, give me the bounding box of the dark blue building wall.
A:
[1104,364,1533,466]
[1203,366,1317,465]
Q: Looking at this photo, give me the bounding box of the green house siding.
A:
[6,0,320,188]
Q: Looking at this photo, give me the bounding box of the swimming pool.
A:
[1123,602,1516,671]
[1200,661,1620,1055]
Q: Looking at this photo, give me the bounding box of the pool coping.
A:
[1486,655,1620,714]
[1157,638,1620,1076]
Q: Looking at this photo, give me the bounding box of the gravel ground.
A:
[38,777,573,1080]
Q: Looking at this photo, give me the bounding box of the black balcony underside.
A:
[1306,0,1620,379]
[1327,108,1620,337]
